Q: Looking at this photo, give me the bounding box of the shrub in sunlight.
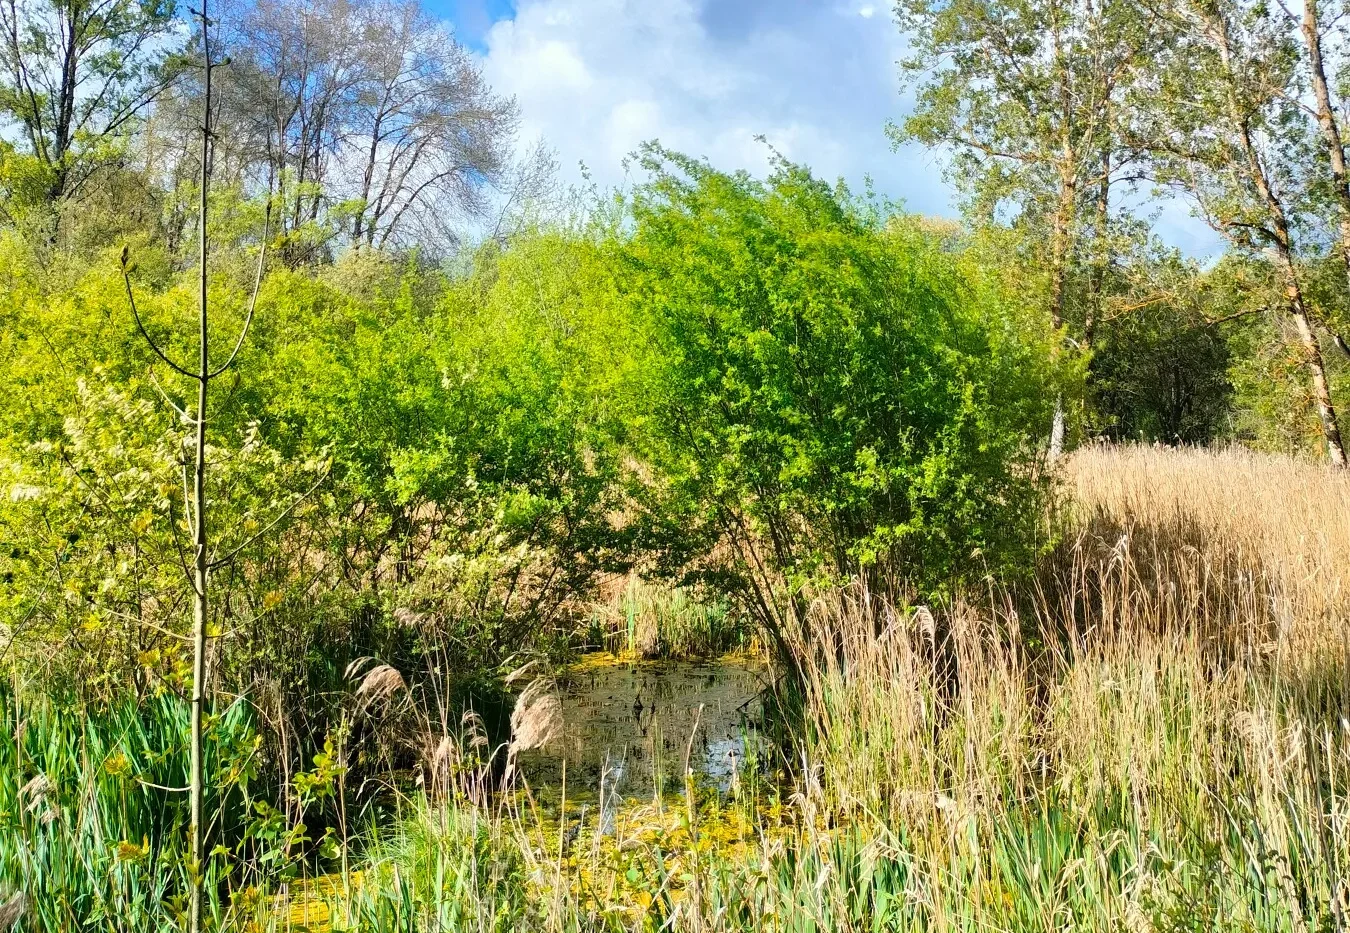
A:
[622,146,1060,624]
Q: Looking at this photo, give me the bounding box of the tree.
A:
[1133,0,1347,465]
[217,0,362,254]
[0,0,180,204]
[120,3,269,927]
[891,0,1159,458]
[347,0,516,250]
[206,0,516,258]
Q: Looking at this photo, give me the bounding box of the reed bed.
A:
[589,575,746,660]
[1057,443,1350,651]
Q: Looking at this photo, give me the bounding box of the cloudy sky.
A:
[430,0,1220,255]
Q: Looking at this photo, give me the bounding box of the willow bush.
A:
[620,147,1060,618]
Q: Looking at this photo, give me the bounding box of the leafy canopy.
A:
[621,147,1058,605]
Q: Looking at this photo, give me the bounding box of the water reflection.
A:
[517,654,766,803]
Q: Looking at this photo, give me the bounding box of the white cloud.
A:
[471,0,1220,255]
[477,0,953,215]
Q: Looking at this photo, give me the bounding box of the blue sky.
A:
[428,0,1219,256]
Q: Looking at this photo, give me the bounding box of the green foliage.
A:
[621,148,1057,605]
[1090,306,1235,444]
[0,684,262,932]
[1227,312,1350,456]
[0,377,328,695]
[891,0,1144,213]
[0,145,58,230]
[1086,256,1242,446]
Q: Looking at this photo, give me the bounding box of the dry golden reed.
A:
[774,444,1350,930]
[1058,443,1350,651]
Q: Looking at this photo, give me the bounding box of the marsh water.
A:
[517,654,767,804]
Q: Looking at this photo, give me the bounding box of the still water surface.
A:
[517,654,766,803]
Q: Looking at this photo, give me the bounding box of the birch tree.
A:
[1134,0,1347,465]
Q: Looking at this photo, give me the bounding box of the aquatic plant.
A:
[6,444,1350,931]
[595,576,746,660]
[0,686,267,932]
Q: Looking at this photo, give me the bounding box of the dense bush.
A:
[620,149,1058,614]
[2,156,1060,683]
[0,152,1075,931]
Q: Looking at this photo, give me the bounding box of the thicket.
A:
[0,149,1061,682]
[0,139,1068,926]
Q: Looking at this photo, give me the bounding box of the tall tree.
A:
[220,0,361,247]
[207,0,516,258]
[348,0,515,250]
[0,0,180,202]
[1134,0,1347,465]
[891,0,1158,459]
[1295,0,1350,357]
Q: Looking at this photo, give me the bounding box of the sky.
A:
[431,0,1221,256]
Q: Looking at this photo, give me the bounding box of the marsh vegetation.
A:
[5,0,1350,930]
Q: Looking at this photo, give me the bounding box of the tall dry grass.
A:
[1057,443,1350,651]
[782,444,1350,931]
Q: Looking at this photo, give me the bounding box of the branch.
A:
[207,200,272,379]
[101,608,194,644]
[1101,292,1174,323]
[121,249,196,380]
[207,467,330,570]
[167,483,196,586]
[148,369,191,422]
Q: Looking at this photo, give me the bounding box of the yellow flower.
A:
[103,752,132,777]
[115,837,149,862]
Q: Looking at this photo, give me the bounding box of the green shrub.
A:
[622,147,1059,614]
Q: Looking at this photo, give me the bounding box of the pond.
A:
[516,653,768,805]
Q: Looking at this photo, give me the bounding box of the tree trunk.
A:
[1292,0,1350,463]
[1085,146,1110,350]
[1216,11,1347,466]
[1287,275,1348,467]
[1302,0,1350,287]
[48,6,78,202]
[1047,168,1076,464]
[354,102,386,242]
[189,9,212,932]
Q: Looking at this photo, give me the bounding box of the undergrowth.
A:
[4,444,1350,931]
